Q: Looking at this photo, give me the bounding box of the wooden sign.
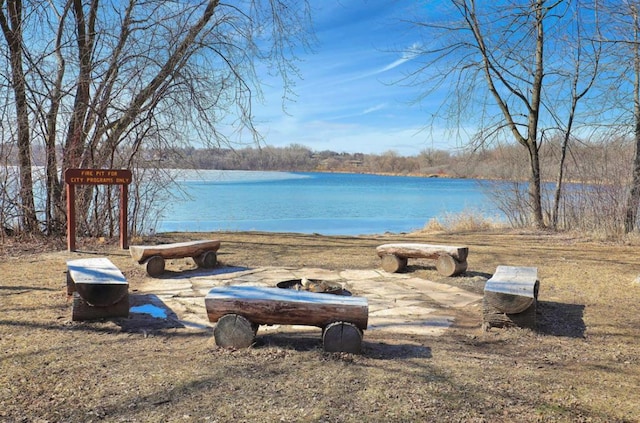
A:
[65,168,132,185]
[65,168,132,251]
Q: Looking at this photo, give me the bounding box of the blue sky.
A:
[253,1,458,156]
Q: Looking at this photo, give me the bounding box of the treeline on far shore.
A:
[150,139,634,183]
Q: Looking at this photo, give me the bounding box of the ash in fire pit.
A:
[276,278,344,295]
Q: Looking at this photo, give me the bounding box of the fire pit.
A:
[276,278,344,295]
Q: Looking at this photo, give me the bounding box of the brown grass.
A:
[423,210,503,233]
[1,229,639,422]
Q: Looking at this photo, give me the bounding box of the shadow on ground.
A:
[149,265,251,280]
[255,330,433,359]
[537,301,586,338]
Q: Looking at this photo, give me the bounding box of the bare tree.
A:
[592,1,640,233]
[546,1,601,229]
[0,0,39,233]
[0,0,313,236]
[623,3,640,232]
[403,0,593,228]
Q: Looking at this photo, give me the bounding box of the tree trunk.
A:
[482,297,537,330]
[435,254,467,277]
[0,1,39,233]
[44,20,67,235]
[213,314,258,349]
[72,293,129,321]
[469,0,547,230]
[322,321,363,354]
[527,1,545,230]
[205,286,369,331]
[129,240,221,262]
[381,254,407,273]
[625,10,640,234]
[528,141,545,229]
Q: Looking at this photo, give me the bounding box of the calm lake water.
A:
[157,170,498,235]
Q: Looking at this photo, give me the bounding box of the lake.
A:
[157,170,498,235]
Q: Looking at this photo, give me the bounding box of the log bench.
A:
[483,265,539,330]
[129,239,221,277]
[66,257,129,321]
[376,243,469,276]
[205,285,369,353]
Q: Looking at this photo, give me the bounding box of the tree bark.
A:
[72,293,129,321]
[323,321,363,354]
[213,314,258,349]
[435,254,467,277]
[625,6,640,233]
[464,0,548,229]
[129,240,221,262]
[482,297,537,330]
[0,1,39,233]
[144,256,166,277]
[205,286,369,331]
[381,254,407,273]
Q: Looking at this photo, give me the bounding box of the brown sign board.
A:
[65,168,132,251]
[65,168,132,185]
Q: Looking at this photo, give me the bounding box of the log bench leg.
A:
[213,314,259,349]
[482,297,537,331]
[435,254,468,277]
[72,293,130,321]
[66,273,75,298]
[323,321,363,353]
[193,250,217,269]
[381,254,408,273]
[144,255,165,277]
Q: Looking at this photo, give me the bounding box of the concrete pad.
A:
[139,265,480,339]
[343,279,379,292]
[148,279,192,292]
[339,269,386,280]
[364,285,423,300]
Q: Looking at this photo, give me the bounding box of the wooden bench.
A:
[483,265,539,330]
[376,243,469,276]
[205,285,369,353]
[66,257,129,321]
[129,239,221,277]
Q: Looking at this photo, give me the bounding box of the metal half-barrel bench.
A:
[66,257,129,321]
[482,265,540,330]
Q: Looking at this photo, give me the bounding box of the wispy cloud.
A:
[341,41,422,84]
[250,1,462,155]
[362,103,386,115]
[372,42,423,76]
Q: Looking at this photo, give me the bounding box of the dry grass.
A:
[1,229,639,422]
[424,210,504,233]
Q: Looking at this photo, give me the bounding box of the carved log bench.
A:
[376,243,469,276]
[66,257,129,321]
[482,265,539,330]
[129,239,221,277]
[205,285,369,353]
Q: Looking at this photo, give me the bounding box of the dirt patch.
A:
[1,229,639,422]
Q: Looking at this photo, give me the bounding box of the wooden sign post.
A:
[65,168,132,252]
